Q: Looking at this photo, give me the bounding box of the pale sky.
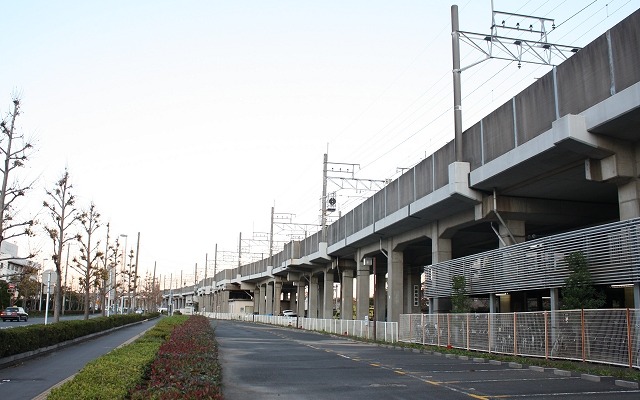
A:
[1,0,638,286]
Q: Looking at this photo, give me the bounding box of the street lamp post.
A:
[39,258,47,311]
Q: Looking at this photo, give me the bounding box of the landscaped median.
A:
[48,315,223,400]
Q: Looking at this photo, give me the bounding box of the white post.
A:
[44,272,52,325]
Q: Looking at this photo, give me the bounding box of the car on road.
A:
[1,306,29,322]
[282,309,297,317]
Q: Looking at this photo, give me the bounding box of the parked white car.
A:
[282,309,297,317]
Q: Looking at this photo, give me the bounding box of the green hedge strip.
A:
[48,315,188,400]
[0,313,159,358]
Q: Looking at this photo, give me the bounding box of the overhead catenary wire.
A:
[323,0,635,221]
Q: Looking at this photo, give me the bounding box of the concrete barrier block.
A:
[615,380,639,389]
[581,374,614,383]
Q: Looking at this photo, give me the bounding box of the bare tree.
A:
[122,248,137,312]
[106,236,122,314]
[43,169,80,322]
[72,203,103,319]
[15,261,39,309]
[95,222,112,316]
[0,97,36,259]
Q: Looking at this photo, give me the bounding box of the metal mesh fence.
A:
[399,309,640,369]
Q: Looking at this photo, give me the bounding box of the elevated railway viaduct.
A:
[175,8,640,323]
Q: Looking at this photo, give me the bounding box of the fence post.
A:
[488,313,492,353]
[447,313,451,347]
[513,312,517,356]
[421,313,426,345]
[581,309,586,362]
[544,311,548,359]
[466,313,470,350]
[437,314,441,347]
[626,308,632,369]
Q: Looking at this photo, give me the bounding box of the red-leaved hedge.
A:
[130,315,222,399]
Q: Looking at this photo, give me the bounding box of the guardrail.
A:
[204,312,398,343]
[400,309,640,369]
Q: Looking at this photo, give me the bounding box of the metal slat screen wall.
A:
[400,309,640,369]
[425,218,640,297]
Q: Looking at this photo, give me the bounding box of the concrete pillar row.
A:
[218,291,225,313]
[289,289,297,310]
[296,279,306,317]
[375,268,386,321]
[254,286,261,314]
[261,283,268,315]
[356,252,370,321]
[273,281,283,316]
[404,267,421,315]
[266,282,274,315]
[387,247,403,323]
[308,275,319,319]
[430,223,452,314]
[323,270,334,318]
[341,269,354,320]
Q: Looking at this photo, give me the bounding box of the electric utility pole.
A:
[450,2,580,160]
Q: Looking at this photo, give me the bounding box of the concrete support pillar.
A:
[323,270,334,319]
[618,179,640,219]
[266,282,274,315]
[375,269,386,321]
[261,283,268,315]
[273,281,282,316]
[404,267,421,314]
[308,275,319,319]
[430,233,452,314]
[290,289,297,310]
[387,249,404,323]
[356,258,370,320]
[499,220,526,247]
[254,286,261,314]
[634,283,640,309]
[296,279,306,317]
[341,269,354,320]
[221,290,230,313]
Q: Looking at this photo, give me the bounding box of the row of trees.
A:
[0,96,161,321]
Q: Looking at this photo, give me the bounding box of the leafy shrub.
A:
[0,313,156,357]
[130,315,222,400]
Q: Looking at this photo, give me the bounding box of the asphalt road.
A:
[214,320,640,400]
[0,318,158,400]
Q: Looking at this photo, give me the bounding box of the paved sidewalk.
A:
[0,318,159,400]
